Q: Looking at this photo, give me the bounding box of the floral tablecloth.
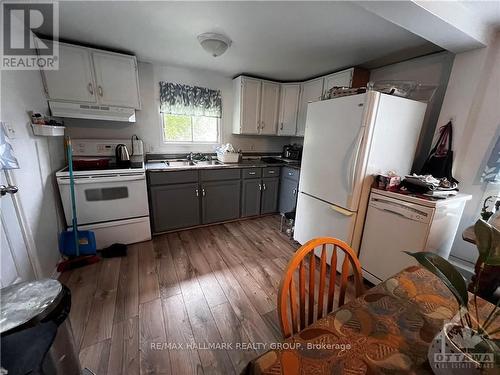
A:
[247,266,497,375]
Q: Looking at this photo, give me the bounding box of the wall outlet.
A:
[1,122,16,139]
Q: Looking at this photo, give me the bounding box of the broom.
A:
[57,138,100,272]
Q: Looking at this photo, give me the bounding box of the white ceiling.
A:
[47,1,439,80]
[460,1,500,31]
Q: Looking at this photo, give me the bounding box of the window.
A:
[162,114,219,143]
[159,81,222,144]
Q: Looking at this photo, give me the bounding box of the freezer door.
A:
[299,94,368,210]
[294,192,357,272]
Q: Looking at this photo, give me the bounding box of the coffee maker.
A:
[282,144,302,161]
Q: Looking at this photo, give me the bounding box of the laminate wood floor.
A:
[59,215,362,375]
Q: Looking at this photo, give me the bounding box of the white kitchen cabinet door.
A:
[91,52,141,108]
[42,42,97,103]
[323,69,353,96]
[296,78,323,136]
[240,77,262,134]
[260,81,280,135]
[278,84,300,136]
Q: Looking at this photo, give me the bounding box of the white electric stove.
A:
[56,139,151,249]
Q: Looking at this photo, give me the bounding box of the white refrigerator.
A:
[294,91,427,270]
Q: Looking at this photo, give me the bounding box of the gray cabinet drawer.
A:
[282,167,300,182]
[148,170,198,185]
[263,167,280,177]
[200,168,241,181]
[242,168,262,179]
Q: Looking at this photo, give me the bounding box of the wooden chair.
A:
[278,237,364,338]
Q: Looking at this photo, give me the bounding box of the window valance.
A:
[159,82,222,118]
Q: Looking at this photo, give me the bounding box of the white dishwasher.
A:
[359,189,471,285]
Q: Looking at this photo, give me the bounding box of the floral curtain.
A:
[159,82,222,118]
[481,135,500,184]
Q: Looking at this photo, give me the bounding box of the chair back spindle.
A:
[278,237,364,338]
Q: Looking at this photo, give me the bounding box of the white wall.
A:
[65,62,293,154]
[368,52,455,172]
[0,69,65,278]
[436,32,500,268]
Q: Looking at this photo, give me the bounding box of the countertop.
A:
[146,158,301,172]
[371,188,472,208]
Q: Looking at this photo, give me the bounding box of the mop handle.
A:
[67,138,79,257]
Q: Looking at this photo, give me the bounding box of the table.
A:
[247,266,498,375]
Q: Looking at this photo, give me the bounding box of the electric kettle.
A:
[115,144,131,167]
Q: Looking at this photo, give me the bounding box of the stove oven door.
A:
[57,172,149,226]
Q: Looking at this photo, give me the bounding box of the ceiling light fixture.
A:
[197,33,232,57]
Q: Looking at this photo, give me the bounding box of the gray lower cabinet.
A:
[150,183,200,232]
[241,179,262,217]
[279,177,299,213]
[149,166,296,233]
[261,177,280,214]
[202,180,241,224]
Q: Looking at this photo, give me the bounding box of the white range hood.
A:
[49,101,136,122]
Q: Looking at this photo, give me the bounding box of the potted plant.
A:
[405,219,500,374]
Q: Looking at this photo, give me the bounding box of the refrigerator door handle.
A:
[348,127,365,194]
[330,204,355,216]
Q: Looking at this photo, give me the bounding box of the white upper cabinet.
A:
[232,68,368,137]
[42,42,97,103]
[235,76,261,134]
[323,68,353,96]
[40,42,141,109]
[233,76,278,135]
[91,51,141,108]
[296,78,324,137]
[278,84,300,136]
[259,81,280,135]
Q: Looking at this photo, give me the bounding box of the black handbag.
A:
[420,121,458,183]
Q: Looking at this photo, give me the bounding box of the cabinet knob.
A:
[263,183,267,191]
[249,171,256,175]
[292,189,297,195]
[258,183,262,191]
[280,122,284,130]
[202,188,206,197]
[88,83,94,95]
[268,170,275,174]
[195,188,199,197]
[98,85,103,97]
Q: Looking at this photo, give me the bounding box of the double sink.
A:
[152,158,224,169]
